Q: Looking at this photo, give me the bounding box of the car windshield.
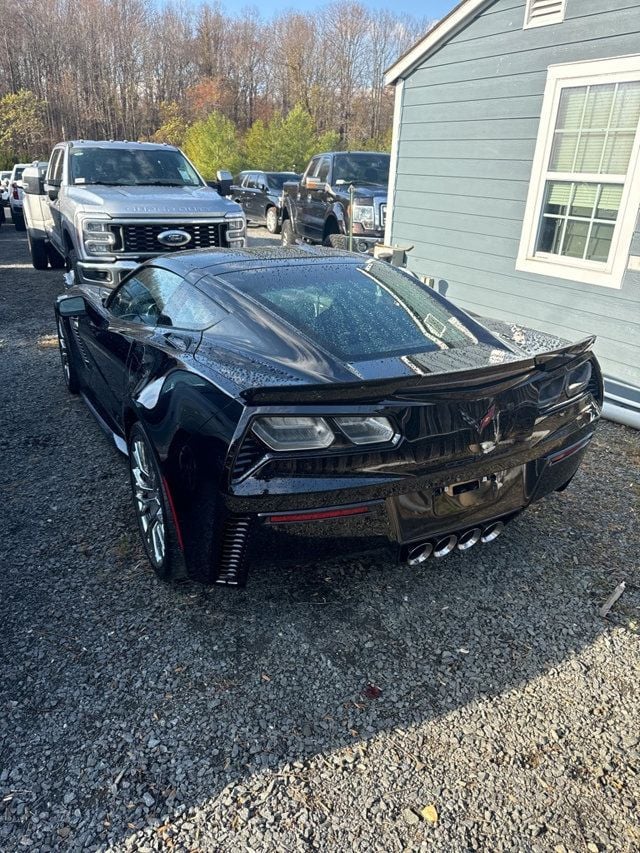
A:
[332,154,390,186]
[69,147,202,187]
[221,260,497,362]
[265,173,298,190]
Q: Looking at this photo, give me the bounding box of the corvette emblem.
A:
[462,403,500,454]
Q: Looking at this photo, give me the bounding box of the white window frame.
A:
[516,55,640,289]
[523,0,566,30]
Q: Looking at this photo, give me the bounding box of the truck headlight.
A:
[84,241,115,255]
[82,219,115,255]
[351,203,375,231]
[225,213,245,233]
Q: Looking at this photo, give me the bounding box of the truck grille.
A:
[117,222,226,253]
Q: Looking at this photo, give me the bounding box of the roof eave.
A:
[384,0,496,85]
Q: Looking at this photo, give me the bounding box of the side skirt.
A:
[80,391,128,456]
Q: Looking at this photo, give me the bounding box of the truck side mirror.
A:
[47,187,59,201]
[23,175,46,195]
[305,176,322,190]
[216,169,233,197]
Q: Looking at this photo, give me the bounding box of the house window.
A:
[517,56,640,289]
[524,0,566,29]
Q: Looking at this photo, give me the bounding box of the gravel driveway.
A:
[1,218,639,853]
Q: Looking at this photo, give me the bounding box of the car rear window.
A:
[220,260,496,362]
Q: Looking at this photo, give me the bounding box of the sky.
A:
[172,0,458,22]
[252,0,456,15]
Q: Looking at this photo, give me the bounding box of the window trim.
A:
[523,0,566,30]
[516,55,640,289]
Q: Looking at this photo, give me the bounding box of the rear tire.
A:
[128,423,187,582]
[13,212,26,231]
[266,206,280,234]
[27,231,49,270]
[281,219,296,246]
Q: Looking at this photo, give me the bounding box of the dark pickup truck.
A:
[281,151,389,253]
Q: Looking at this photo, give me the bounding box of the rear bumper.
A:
[216,425,596,584]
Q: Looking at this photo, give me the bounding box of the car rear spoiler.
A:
[240,337,596,406]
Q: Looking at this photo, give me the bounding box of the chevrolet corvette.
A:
[55,247,603,586]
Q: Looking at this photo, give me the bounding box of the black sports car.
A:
[55,247,603,586]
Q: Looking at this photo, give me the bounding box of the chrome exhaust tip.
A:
[457,527,482,551]
[433,534,458,558]
[407,541,433,565]
[481,521,505,543]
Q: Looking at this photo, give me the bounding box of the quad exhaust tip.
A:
[433,534,458,559]
[407,520,507,565]
[481,521,505,543]
[407,541,433,566]
[457,527,482,551]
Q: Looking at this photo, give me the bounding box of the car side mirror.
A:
[58,296,87,317]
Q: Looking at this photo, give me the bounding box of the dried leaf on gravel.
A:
[420,803,438,824]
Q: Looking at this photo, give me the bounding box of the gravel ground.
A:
[1,216,639,853]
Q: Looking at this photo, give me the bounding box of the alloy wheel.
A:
[130,437,166,567]
[266,207,278,233]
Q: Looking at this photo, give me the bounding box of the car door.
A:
[305,156,331,242]
[254,173,269,222]
[244,173,261,220]
[78,266,183,429]
[233,172,248,210]
[299,157,320,239]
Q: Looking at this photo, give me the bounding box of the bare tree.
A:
[0,0,430,153]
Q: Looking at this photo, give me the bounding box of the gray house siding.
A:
[389,0,640,398]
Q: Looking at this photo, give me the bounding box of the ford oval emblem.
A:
[157,229,192,247]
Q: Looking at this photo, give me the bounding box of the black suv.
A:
[233,171,299,234]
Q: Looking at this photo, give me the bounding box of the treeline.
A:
[0,0,427,167]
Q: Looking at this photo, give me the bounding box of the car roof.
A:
[154,246,359,277]
[61,140,179,151]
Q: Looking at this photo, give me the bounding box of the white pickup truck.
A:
[22,140,246,286]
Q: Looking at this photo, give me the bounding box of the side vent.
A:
[524,0,566,28]
[71,320,91,367]
[215,516,251,586]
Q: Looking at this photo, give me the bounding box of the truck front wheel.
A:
[281,219,296,246]
[27,231,49,270]
[65,248,81,285]
[48,245,66,269]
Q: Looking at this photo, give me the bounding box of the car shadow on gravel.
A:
[1,224,638,852]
